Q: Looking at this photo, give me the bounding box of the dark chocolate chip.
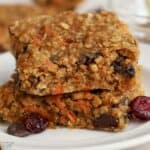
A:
[7,122,31,137]
[93,114,118,129]
[78,52,101,65]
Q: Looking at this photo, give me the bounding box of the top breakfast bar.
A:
[9,11,141,96]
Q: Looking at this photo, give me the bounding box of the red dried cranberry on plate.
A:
[130,96,150,120]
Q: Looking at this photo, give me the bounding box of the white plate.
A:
[0,0,150,150]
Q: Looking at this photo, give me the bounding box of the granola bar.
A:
[9,11,140,96]
[34,0,82,10]
[0,5,58,52]
[0,80,143,131]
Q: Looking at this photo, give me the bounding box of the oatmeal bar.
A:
[9,12,140,96]
[0,5,58,52]
[0,80,143,131]
[34,0,82,10]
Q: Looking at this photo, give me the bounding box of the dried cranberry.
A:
[130,96,150,120]
[24,113,49,134]
[7,122,31,137]
[93,114,118,129]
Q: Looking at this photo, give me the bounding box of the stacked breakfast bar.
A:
[0,11,143,136]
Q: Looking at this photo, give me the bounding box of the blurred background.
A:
[1,0,150,43]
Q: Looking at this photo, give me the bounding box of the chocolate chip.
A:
[93,114,118,129]
[7,122,31,137]
[78,52,101,65]
[91,89,103,94]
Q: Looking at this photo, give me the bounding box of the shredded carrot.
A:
[78,100,89,114]
[55,97,65,109]
[66,111,76,124]
[53,83,64,95]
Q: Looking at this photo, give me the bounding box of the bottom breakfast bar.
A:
[0,79,143,136]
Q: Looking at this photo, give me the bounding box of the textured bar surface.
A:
[0,80,143,131]
[10,11,141,96]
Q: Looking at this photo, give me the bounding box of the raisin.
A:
[93,114,118,129]
[124,64,135,78]
[112,56,125,73]
[130,96,150,120]
[113,56,135,78]
[91,89,103,94]
[78,52,101,65]
[7,122,31,137]
[24,113,49,134]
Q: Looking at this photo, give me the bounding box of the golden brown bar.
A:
[9,12,141,96]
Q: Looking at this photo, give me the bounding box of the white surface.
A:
[0,0,150,150]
